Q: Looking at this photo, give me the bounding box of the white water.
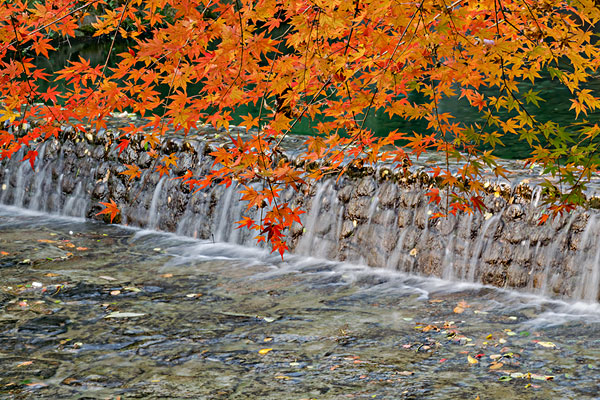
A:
[2,145,600,302]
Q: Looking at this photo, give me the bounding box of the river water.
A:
[1,206,600,399]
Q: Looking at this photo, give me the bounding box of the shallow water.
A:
[1,206,600,399]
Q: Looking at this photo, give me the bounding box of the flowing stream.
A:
[1,206,600,399]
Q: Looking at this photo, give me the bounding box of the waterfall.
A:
[1,134,600,301]
[148,177,166,230]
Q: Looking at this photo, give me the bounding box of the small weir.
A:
[1,131,600,302]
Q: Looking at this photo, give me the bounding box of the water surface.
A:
[1,207,600,399]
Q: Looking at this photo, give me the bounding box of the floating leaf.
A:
[467,355,479,364]
[489,362,504,370]
[499,376,512,382]
[536,341,557,348]
[258,348,273,355]
[105,312,146,318]
[16,361,33,368]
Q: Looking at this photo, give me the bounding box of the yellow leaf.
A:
[467,355,479,364]
[536,341,556,348]
[259,348,273,355]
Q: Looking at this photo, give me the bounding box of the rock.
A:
[345,197,373,220]
[378,182,398,208]
[355,178,376,197]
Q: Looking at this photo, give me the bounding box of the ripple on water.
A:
[1,206,600,398]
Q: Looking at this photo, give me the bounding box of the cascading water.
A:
[1,134,600,302]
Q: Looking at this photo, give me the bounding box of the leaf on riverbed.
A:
[37,239,56,243]
[258,348,273,355]
[16,361,33,368]
[489,362,504,370]
[536,341,557,348]
[454,300,470,314]
[467,355,479,364]
[105,312,146,318]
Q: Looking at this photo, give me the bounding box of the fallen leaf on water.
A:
[0,251,9,256]
[25,382,47,388]
[536,341,557,348]
[498,376,512,382]
[76,247,88,251]
[37,239,56,243]
[105,312,146,318]
[453,306,465,314]
[467,355,479,364]
[396,371,414,376]
[16,361,33,368]
[99,276,116,281]
[45,273,59,277]
[439,358,447,363]
[264,337,273,342]
[160,273,173,278]
[65,243,75,248]
[110,290,121,296]
[274,375,291,380]
[258,348,273,355]
[185,293,202,298]
[489,362,504,370]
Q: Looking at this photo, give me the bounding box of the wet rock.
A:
[355,178,376,197]
[345,197,372,220]
[506,264,529,287]
[337,185,353,203]
[137,151,152,169]
[501,222,528,244]
[340,220,355,239]
[18,315,69,336]
[397,209,413,228]
[378,182,398,208]
[504,204,524,220]
[62,175,76,194]
[399,190,421,207]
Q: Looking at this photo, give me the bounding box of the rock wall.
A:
[1,127,599,301]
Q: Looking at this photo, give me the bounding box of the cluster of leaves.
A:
[1,0,600,254]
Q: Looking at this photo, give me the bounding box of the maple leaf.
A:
[96,199,120,223]
[40,86,61,103]
[120,164,141,181]
[240,113,259,131]
[21,150,38,170]
[425,188,441,204]
[117,139,130,154]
